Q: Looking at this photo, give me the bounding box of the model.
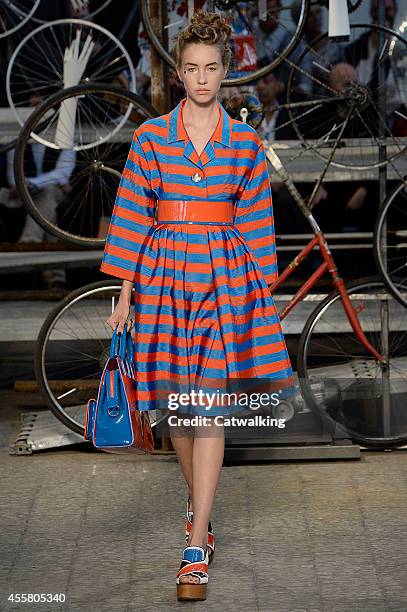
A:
[100,10,295,602]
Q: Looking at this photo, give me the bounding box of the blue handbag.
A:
[84,324,155,454]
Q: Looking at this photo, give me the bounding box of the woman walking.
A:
[101,10,294,601]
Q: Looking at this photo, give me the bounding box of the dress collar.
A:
[167,96,232,149]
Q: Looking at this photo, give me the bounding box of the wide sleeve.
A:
[233,140,278,286]
[100,129,156,281]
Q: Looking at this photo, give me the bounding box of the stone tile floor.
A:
[0,391,406,612]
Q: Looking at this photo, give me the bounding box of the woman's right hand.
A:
[105,298,132,333]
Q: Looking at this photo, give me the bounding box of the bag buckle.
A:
[108,405,120,417]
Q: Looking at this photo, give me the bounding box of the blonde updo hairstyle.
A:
[172,11,232,70]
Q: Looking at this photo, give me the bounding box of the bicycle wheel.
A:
[35,280,168,436]
[297,277,407,448]
[374,178,407,309]
[6,18,136,142]
[0,0,40,39]
[286,23,407,169]
[14,83,158,246]
[140,0,309,86]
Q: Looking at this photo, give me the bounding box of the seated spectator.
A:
[251,0,291,71]
[256,70,297,141]
[3,136,76,289]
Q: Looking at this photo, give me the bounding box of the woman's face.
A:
[176,43,228,103]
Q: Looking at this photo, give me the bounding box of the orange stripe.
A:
[100,261,134,281]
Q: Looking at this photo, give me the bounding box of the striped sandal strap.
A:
[176,561,209,583]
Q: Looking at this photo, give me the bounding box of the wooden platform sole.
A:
[177,582,207,601]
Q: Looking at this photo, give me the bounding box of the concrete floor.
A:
[1,390,407,612]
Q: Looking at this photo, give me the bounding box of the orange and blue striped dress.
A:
[100,96,295,416]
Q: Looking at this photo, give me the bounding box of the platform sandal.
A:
[185,496,215,563]
[176,545,209,601]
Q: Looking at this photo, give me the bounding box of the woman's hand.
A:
[105,297,133,333]
[105,281,133,332]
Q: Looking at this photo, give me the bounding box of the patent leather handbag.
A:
[84,324,155,454]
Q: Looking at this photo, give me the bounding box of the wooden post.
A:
[149,0,173,451]
[150,0,170,115]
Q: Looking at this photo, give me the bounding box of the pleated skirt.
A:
[131,222,295,416]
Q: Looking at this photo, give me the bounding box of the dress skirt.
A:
[131,221,295,417]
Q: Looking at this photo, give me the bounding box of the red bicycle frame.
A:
[269,229,386,364]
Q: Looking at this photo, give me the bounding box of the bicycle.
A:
[258,143,407,449]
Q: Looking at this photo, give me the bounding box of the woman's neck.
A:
[183,96,220,128]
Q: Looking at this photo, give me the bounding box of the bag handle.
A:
[110,323,134,362]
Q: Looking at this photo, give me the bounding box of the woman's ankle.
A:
[187,535,207,550]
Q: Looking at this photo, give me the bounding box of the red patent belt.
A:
[156,200,234,224]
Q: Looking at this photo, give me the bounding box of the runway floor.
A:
[0,390,406,612]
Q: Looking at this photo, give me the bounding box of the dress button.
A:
[191,173,202,182]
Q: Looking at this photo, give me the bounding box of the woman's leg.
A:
[188,419,224,548]
[174,418,225,584]
[169,421,194,503]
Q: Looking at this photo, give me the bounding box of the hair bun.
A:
[189,11,232,43]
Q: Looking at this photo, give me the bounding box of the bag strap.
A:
[110,324,134,362]
[109,325,120,358]
[125,327,134,362]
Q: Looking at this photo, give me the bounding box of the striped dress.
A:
[100,96,295,416]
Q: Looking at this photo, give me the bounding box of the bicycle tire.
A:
[374,178,407,309]
[297,276,407,448]
[34,280,169,437]
[13,82,158,247]
[0,0,41,39]
[140,0,309,86]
